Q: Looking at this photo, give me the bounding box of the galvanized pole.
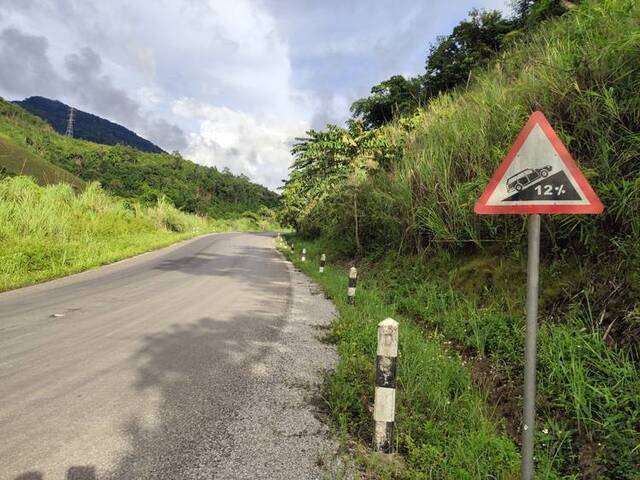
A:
[521,214,541,480]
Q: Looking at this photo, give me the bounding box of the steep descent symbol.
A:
[475,111,603,214]
[505,169,580,201]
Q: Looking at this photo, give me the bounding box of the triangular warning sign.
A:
[475,111,603,214]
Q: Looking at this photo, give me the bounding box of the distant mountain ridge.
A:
[14,96,164,154]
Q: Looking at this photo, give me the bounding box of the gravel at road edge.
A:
[214,254,338,479]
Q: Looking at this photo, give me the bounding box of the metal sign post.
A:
[474,111,603,477]
[521,214,541,480]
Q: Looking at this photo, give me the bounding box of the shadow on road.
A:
[153,244,289,290]
[16,466,96,480]
[105,310,286,479]
[11,233,292,479]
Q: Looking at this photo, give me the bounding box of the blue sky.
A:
[0,0,509,189]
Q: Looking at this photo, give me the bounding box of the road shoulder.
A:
[214,255,338,479]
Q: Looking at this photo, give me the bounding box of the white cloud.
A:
[174,99,307,191]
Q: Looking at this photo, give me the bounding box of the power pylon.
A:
[65,106,75,137]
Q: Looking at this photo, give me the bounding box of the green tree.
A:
[424,9,515,94]
[350,75,425,129]
[510,0,578,27]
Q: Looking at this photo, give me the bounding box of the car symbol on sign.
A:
[506,165,552,192]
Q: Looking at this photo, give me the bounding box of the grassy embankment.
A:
[281,0,640,478]
[280,240,520,479]
[0,134,85,189]
[0,176,277,292]
[284,239,640,479]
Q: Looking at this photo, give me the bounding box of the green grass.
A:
[283,236,640,478]
[0,176,278,292]
[280,237,520,479]
[0,134,85,189]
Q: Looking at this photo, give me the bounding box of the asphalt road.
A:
[0,233,335,479]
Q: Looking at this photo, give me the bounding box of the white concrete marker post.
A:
[347,267,357,305]
[374,318,398,453]
[319,254,326,273]
[301,248,306,262]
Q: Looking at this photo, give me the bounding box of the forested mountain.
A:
[281,0,640,477]
[14,96,164,154]
[0,100,279,217]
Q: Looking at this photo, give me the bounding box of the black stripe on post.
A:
[378,422,394,454]
[376,355,397,389]
[347,267,357,305]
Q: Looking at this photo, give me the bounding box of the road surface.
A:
[0,233,336,479]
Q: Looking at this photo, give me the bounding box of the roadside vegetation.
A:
[0,134,85,189]
[282,241,520,479]
[280,0,640,478]
[0,176,278,292]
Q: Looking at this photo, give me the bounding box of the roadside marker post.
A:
[319,253,326,273]
[374,318,398,453]
[474,111,603,480]
[301,248,306,262]
[347,267,357,304]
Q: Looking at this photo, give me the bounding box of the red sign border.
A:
[474,111,604,215]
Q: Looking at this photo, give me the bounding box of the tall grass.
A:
[374,252,640,477]
[392,0,640,253]
[304,0,640,257]
[0,176,276,291]
[288,238,640,478]
[281,239,519,479]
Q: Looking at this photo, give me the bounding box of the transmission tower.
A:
[65,106,75,137]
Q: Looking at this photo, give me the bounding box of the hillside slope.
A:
[0,100,279,217]
[0,134,85,189]
[282,0,640,477]
[14,96,164,154]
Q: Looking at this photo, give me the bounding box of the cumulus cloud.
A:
[0,27,63,98]
[174,99,307,190]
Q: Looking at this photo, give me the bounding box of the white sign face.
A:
[485,124,588,206]
[475,111,603,215]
